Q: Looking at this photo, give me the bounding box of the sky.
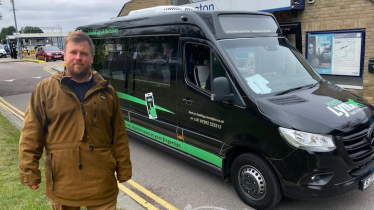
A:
[0,0,131,33]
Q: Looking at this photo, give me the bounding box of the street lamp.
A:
[10,0,21,60]
[0,1,3,20]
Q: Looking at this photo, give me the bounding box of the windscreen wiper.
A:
[275,83,319,96]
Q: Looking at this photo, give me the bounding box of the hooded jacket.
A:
[19,70,132,206]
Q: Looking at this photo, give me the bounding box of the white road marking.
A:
[32,77,42,79]
[3,79,15,82]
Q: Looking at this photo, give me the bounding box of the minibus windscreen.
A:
[218,15,279,34]
[219,38,322,96]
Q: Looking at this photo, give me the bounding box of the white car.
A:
[0,45,7,58]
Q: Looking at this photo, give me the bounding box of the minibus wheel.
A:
[231,153,282,210]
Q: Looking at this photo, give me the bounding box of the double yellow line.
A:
[119,180,178,210]
[0,65,179,210]
[0,97,25,121]
[43,65,58,74]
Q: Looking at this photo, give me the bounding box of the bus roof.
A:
[77,10,281,40]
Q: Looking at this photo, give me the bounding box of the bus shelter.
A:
[6,32,68,50]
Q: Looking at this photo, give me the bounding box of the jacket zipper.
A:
[78,146,82,169]
[51,153,55,191]
[80,102,86,116]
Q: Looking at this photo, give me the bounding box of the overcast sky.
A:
[0,0,131,33]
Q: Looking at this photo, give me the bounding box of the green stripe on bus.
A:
[125,120,222,168]
[116,92,175,114]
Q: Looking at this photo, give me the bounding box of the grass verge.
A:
[0,112,50,210]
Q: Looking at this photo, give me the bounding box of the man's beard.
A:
[68,65,90,79]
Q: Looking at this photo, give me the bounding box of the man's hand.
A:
[28,185,39,190]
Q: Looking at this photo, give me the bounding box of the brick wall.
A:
[274,0,374,104]
[118,0,174,17]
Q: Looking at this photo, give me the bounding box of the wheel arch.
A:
[222,145,286,194]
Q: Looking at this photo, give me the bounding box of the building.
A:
[118,0,374,104]
[6,33,68,50]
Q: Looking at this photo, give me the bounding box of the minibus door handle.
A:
[183,98,193,105]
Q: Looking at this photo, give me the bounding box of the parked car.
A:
[0,45,7,58]
[36,45,64,62]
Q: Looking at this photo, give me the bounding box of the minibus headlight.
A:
[279,127,335,152]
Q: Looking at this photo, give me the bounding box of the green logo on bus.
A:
[86,29,119,36]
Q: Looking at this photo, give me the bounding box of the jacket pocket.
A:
[87,145,117,174]
[46,146,118,202]
[49,148,79,191]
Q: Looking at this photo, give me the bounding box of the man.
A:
[11,42,17,59]
[19,31,132,209]
[10,42,14,58]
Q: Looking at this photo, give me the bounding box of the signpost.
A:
[306,30,365,77]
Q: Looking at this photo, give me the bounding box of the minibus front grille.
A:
[267,95,308,106]
[342,127,374,162]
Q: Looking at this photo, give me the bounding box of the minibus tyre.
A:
[231,153,282,210]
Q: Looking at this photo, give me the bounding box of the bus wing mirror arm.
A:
[211,77,234,101]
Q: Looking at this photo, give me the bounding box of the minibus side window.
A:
[131,36,177,87]
[184,43,230,92]
[184,43,211,91]
[92,38,128,91]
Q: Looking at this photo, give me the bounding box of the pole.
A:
[10,0,21,60]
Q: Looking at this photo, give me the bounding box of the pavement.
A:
[0,56,45,63]
[0,57,23,63]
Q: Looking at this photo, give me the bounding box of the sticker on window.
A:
[245,74,272,94]
[145,92,157,119]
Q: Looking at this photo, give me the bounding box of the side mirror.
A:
[211,77,234,101]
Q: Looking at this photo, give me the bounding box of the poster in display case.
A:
[306,30,365,77]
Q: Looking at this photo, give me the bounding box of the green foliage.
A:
[0,26,16,42]
[92,39,105,71]
[21,26,44,34]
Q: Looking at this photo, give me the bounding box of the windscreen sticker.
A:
[325,99,366,117]
[245,74,271,94]
[189,111,224,129]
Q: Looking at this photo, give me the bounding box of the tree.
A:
[0,26,16,42]
[21,26,44,34]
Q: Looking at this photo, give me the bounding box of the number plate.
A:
[361,173,374,190]
[54,56,61,58]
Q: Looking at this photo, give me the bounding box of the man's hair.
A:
[64,31,94,55]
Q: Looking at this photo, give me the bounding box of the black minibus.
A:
[77,7,374,210]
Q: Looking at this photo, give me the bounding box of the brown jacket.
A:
[19,70,132,206]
